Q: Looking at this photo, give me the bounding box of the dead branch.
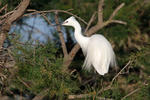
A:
[63,44,80,69]
[84,11,97,34]
[54,12,68,58]
[121,88,140,100]
[0,33,6,51]
[86,2,126,36]
[110,20,127,25]
[17,77,31,89]
[0,0,30,51]
[109,3,125,20]
[0,11,14,19]
[98,0,104,24]
[6,0,30,23]
[25,9,88,25]
[32,89,49,100]
[68,93,113,100]
[97,60,133,95]
[0,4,7,13]
[41,13,54,26]
[110,60,132,86]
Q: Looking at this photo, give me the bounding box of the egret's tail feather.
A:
[82,55,92,71]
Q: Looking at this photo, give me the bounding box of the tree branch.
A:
[41,13,55,26]
[84,11,97,34]
[54,12,68,57]
[109,3,125,20]
[32,89,49,100]
[25,9,88,25]
[98,0,104,24]
[0,4,7,13]
[110,20,127,25]
[111,60,132,86]
[121,88,140,100]
[0,0,30,51]
[98,60,133,95]
[6,0,30,24]
[68,93,113,100]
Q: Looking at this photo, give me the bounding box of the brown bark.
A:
[54,12,68,57]
[0,0,30,51]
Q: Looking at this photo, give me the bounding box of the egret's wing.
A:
[83,35,116,75]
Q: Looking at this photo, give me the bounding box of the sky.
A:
[9,14,75,44]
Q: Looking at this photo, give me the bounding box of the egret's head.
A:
[62,16,76,27]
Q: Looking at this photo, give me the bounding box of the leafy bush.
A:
[9,42,79,99]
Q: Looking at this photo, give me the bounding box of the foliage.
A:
[7,41,79,99]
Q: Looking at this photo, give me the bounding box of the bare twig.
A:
[84,11,97,34]
[109,3,125,20]
[26,9,55,26]
[121,88,140,100]
[68,93,113,100]
[0,11,14,19]
[25,9,88,25]
[32,89,49,100]
[98,0,104,24]
[98,85,112,94]
[0,33,6,51]
[54,12,68,57]
[97,60,132,95]
[111,60,132,86]
[17,77,31,89]
[66,9,74,12]
[41,13,54,26]
[110,20,127,25]
[0,4,7,13]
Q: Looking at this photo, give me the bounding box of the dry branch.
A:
[0,4,7,13]
[0,11,14,20]
[110,20,127,25]
[121,88,140,100]
[68,93,113,100]
[84,12,97,34]
[41,13,54,26]
[25,9,88,25]
[6,0,30,24]
[111,60,132,85]
[109,3,125,20]
[54,12,68,58]
[17,77,31,89]
[32,89,49,100]
[0,0,30,51]
[98,0,104,24]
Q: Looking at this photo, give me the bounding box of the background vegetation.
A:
[0,0,150,100]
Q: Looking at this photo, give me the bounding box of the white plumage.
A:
[62,16,116,75]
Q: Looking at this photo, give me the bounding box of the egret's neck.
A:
[73,21,89,47]
[73,21,89,55]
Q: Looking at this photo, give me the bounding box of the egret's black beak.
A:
[54,24,62,26]
[62,21,68,26]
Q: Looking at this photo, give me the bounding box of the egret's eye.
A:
[66,21,68,23]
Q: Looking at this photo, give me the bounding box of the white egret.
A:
[62,16,116,75]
